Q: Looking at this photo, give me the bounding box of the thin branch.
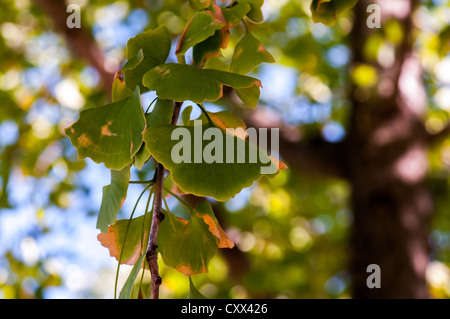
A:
[145,101,182,299]
[145,163,165,299]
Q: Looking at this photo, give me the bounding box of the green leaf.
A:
[157,209,218,275]
[206,110,246,135]
[203,55,231,72]
[98,214,152,265]
[187,277,207,299]
[189,0,212,11]
[123,25,171,92]
[65,87,146,170]
[310,0,358,27]
[142,63,262,106]
[221,2,251,27]
[240,0,264,23]
[97,165,131,233]
[143,123,280,201]
[112,73,133,102]
[193,30,223,66]
[231,32,275,75]
[176,11,224,56]
[182,105,193,126]
[118,253,145,299]
[147,99,174,127]
[133,99,175,169]
[133,143,151,170]
[234,86,261,108]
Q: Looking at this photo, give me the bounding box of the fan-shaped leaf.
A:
[97,214,151,265]
[187,277,207,299]
[157,209,218,275]
[123,25,171,92]
[189,0,212,11]
[221,2,251,27]
[231,32,275,75]
[176,11,224,56]
[142,63,261,107]
[240,0,264,23]
[65,87,146,170]
[143,123,282,201]
[194,201,234,248]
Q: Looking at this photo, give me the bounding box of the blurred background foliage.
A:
[0,0,449,298]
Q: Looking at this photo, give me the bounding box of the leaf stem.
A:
[196,103,214,125]
[114,183,153,299]
[129,180,154,184]
[163,185,193,213]
[145,97,159,114]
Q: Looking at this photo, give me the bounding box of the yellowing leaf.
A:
[97,214,151,265]
[194,201,234,249]
[65,87,146,170]
[157,209,217,275]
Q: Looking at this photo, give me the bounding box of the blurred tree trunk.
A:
[346,0,432,298]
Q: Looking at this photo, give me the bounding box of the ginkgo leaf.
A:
[194,201,234,248]
[112,72,133,102]
[189,0,212,10]
[310,0,358,27]
[234,86,261,107]
[65,87,146,170]
[147,99,174,128]
[133,143,151,170]
[193,30,223,66]
[142,63,262,107]
[231,32,275,75]
[123,25,171,92]
[134,99,174,169]
[97,165,131,233]
[184,109,248,139]
[182,105,193,126]
[98,214,151,265]
[157,209,218,275]
[187,277,207,299]
[118,253,145,299]
[221,2,251,28]
[207,110,246,132]
[143,123,281,201]
[176,11,224,56]
[239,0,264,23]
